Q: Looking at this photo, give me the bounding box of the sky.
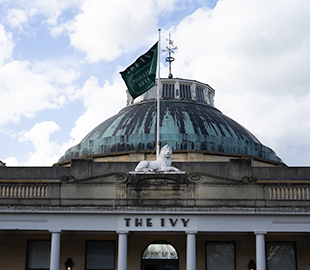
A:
[0,0,310,167]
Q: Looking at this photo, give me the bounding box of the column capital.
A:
[117,230,129,234]
[255,231,267,235]
[49,229,61,234]
[186,230,198,234]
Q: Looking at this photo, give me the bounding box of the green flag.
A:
[120,42,158,99]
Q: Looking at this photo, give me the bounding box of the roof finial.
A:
[162,32,177,79]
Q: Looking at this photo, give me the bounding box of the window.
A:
[206,242,235,270]
[85,240,115,270]
[266,242,297,270]
[180,84,191,99]
[196,87,205,102]
[162,84,175,98]
[141,242,179,270]
[142,243,178,259]
[26,240,50,270]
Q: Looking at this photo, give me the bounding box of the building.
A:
[0,77,310,270]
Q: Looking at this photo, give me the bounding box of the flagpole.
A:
[156,29,161,160]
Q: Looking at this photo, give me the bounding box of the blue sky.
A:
[1,0,310,166]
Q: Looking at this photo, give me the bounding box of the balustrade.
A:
[0,184,48,198]
[269,185,310,200]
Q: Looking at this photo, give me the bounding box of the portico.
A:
[1,207,309,270]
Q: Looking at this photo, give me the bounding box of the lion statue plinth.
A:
[135,145,181,172]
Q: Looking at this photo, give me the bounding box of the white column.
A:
[117,231,128,270]
[50,230,61,270]
[255,232,267,270]
[192,83,197,101]
[175,80,180,98]
[186,231,197,270]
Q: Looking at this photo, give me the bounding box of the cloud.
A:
[2,0,83,32]
[2,0,183,61]
[0,12,80,127]
[69,74,126,142]
[168,0,310,165]
[3,121,66,166]
[0,60,79,126]
[31,61,80,86]
[5,8,35,31]
[173,0,310,87]
[2,71,126,166]
[15,121,69,166]
[0,24,14,65]
[62,0,182,62]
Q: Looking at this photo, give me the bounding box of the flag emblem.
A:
[120,42,158,99]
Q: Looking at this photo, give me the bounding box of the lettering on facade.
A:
[124,218,189,227]
[147,252,175,256]
[125,47,155,75]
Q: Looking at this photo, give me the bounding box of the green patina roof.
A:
[59,99,282,163]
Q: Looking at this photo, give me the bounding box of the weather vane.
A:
[162,32,177,79]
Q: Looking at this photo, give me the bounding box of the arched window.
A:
[141,241,179,270]
[142,243,178,259]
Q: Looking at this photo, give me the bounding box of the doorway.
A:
[141,241,179,270]
[142,260,178,270]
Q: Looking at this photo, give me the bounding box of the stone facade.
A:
[0,158,310,270]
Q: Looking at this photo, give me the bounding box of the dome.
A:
[58,78,282,164]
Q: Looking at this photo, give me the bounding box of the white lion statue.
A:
[135,145,181,172]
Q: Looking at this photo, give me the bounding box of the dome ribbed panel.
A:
[59,100,281,163]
